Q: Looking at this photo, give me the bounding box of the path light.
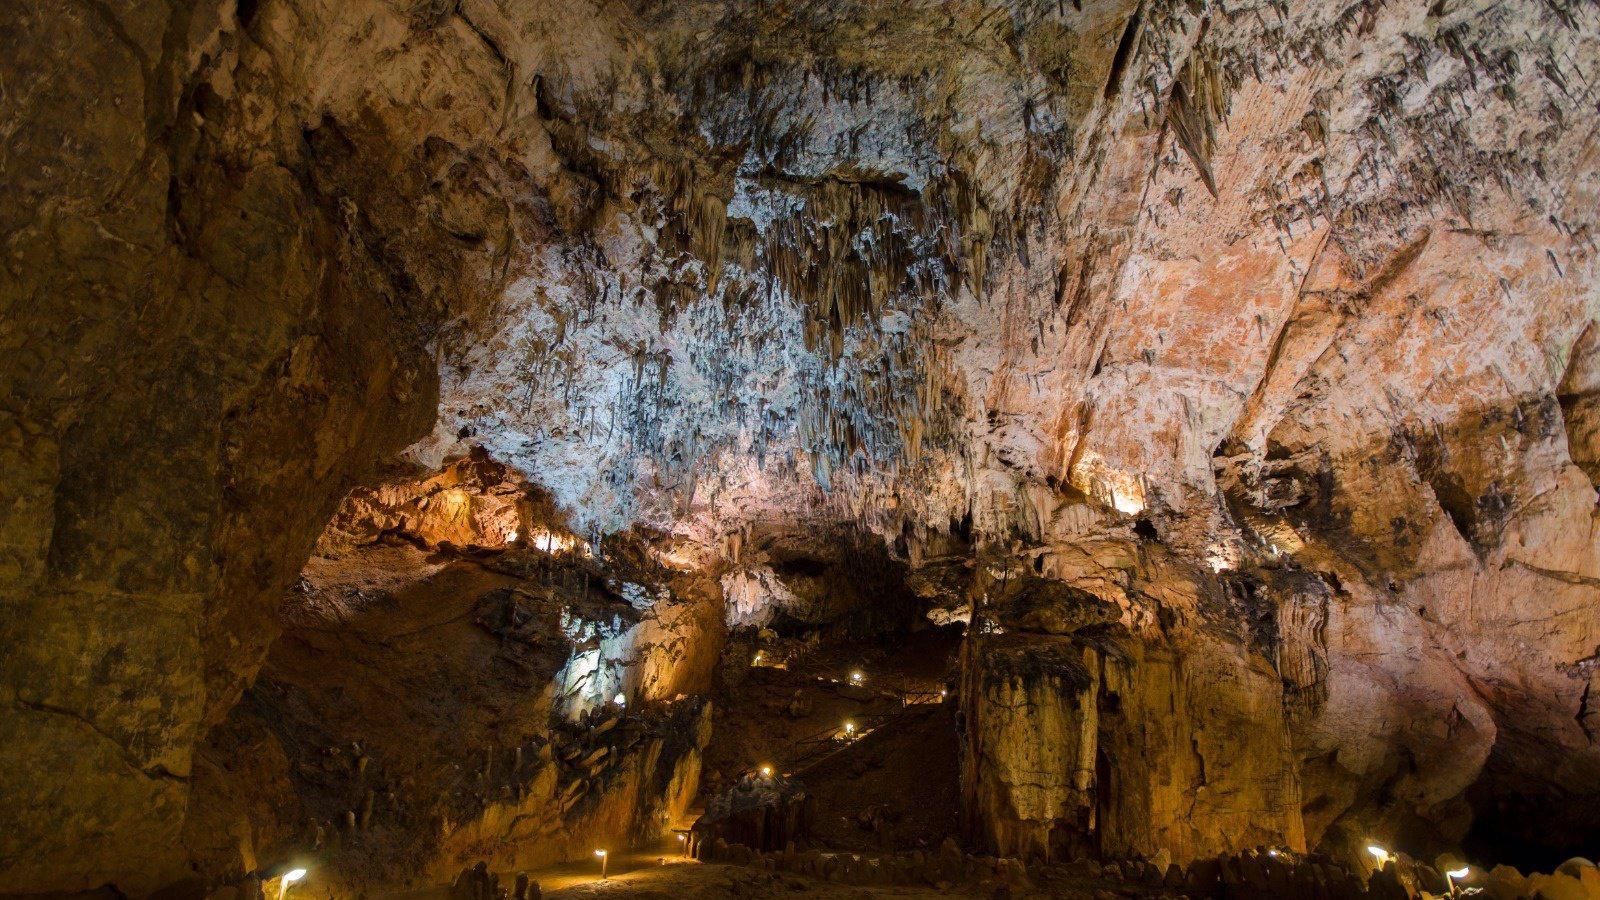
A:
[843,721,856,738]
[277,868,306,900]
[1366,845,1390,865]
[595,849,609,880]
[759,765,773,778]
[849,670,863,684]
[1446,866,1469,894]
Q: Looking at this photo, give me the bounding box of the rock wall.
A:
[1096,633,1307,864]
[0,0,449,888]
[958,564,1307,865]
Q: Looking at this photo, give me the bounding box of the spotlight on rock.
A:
[277,868,307,900]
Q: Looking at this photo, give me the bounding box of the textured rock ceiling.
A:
[3,0,1600,893]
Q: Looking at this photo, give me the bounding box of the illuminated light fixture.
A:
[594,849,609,880]
[1268,850,1280,858]
[1446,866,1469,892]
[753,651,764,665]
[613,693,626,707]
[507,530,519,544]
[940,689,947,698]
[277,869,307,900]
[530,529,588,555]
[759,765,773,777]
[677,834,686,842]
[843,721,856,738]
[850,671,863,683]
[1366,845,1390,864]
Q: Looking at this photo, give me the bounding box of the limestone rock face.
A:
[960,633,1102,861]
[4,0,1600,891]
[960,559,1306,865]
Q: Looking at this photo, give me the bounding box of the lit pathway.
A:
[528,836,698,895]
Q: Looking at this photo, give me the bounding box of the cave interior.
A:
[4,0,1600,898]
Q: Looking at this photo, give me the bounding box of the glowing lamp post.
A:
[277,868,306,900]
[595,849,609,880]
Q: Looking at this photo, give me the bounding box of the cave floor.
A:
[540,863,981,898]
[386,838,984,898]
[392,844,1164,899]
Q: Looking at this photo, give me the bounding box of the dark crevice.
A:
[1104,5,1144,99]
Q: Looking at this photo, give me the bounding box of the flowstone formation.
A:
[3,0,1600,895]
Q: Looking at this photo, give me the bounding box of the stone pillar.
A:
[960,630,1101,861]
